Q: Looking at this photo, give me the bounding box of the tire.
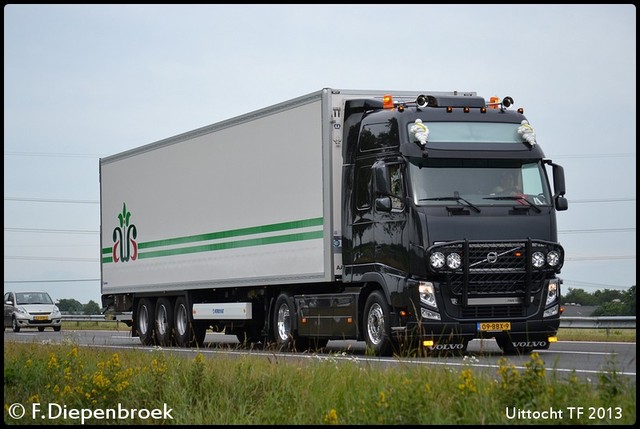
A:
[53,326,61,332]
[155,297,175,346]
[12,318,20,332]
[273,293,305,352]
[363,291,394,357]
[136,298,156,346]
[173,296,206,347]
[38,327,45,332]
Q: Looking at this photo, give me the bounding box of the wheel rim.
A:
[367,303,384,345]
[276,304,291,342]
[138,305,149,335]
[175,303,188,337]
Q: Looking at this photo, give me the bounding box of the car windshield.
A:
[408,158,552,207]
[15,292,53,305]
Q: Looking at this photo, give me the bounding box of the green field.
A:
[4,341,636,425]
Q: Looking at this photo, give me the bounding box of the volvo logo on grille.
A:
[487,252,498,264]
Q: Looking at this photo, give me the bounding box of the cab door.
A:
[372,160,409,273]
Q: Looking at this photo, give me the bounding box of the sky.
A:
[4,4,636,305]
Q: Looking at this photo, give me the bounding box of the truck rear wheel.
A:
[363,291,393,357]
[155,297,174,346]
[136,298,156,346]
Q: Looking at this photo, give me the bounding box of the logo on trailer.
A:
[112,203,138,263]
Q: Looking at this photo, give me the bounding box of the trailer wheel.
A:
[155,297,174,346]
[136,298,156,346]
[273,293,303,351]
[174,297,197,347]
[363,291,393,357]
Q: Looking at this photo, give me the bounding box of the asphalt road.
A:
[4,328,636,385]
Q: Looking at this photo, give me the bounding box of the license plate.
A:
[478,322,511,332]
[34,316,49,321]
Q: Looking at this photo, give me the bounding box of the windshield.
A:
[408,159,552,207]
[15,292,53,305]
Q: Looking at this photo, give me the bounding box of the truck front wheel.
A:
[363,291,393,357]
[136,298,156,346]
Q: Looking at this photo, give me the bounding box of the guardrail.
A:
[559,316,636,330]
[62,315,636,329]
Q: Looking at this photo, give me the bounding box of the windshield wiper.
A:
[483,195,541,213]
[420,193,481,213]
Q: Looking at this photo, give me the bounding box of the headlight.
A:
[419,281,438,309]
[547,251,561,267]
[532,251,545,268]
[546,279,559,305]
[430,252,445,269]
[543,304,559,318]
[446,253,462,269]
[16,307,29,316]
[52,306,62,317]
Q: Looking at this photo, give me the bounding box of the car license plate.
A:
[34,316,49,321]
[478,322,511,332]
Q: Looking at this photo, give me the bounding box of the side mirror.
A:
[555,196,569,211]
[552,163,566,197]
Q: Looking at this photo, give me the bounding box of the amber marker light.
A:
[423,340,434,347]
[548,336,558,343]
[383,94,394,109]
[489,96,500,109]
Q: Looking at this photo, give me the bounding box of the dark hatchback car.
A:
[4,291,62,332]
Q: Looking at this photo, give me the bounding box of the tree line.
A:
[561,285,636,316]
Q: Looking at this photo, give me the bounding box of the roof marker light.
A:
[489,96,500,109]
[383,94,394,109]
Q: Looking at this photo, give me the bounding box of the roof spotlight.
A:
[416,94,428,109]
[502,96,514,108]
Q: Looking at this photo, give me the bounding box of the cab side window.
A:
[389,164,405,211]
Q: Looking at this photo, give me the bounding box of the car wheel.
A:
[53,326,61,332]
[38,327,45,332]
[12,317,20,332]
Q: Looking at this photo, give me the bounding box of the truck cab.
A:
[341,92,568,355]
